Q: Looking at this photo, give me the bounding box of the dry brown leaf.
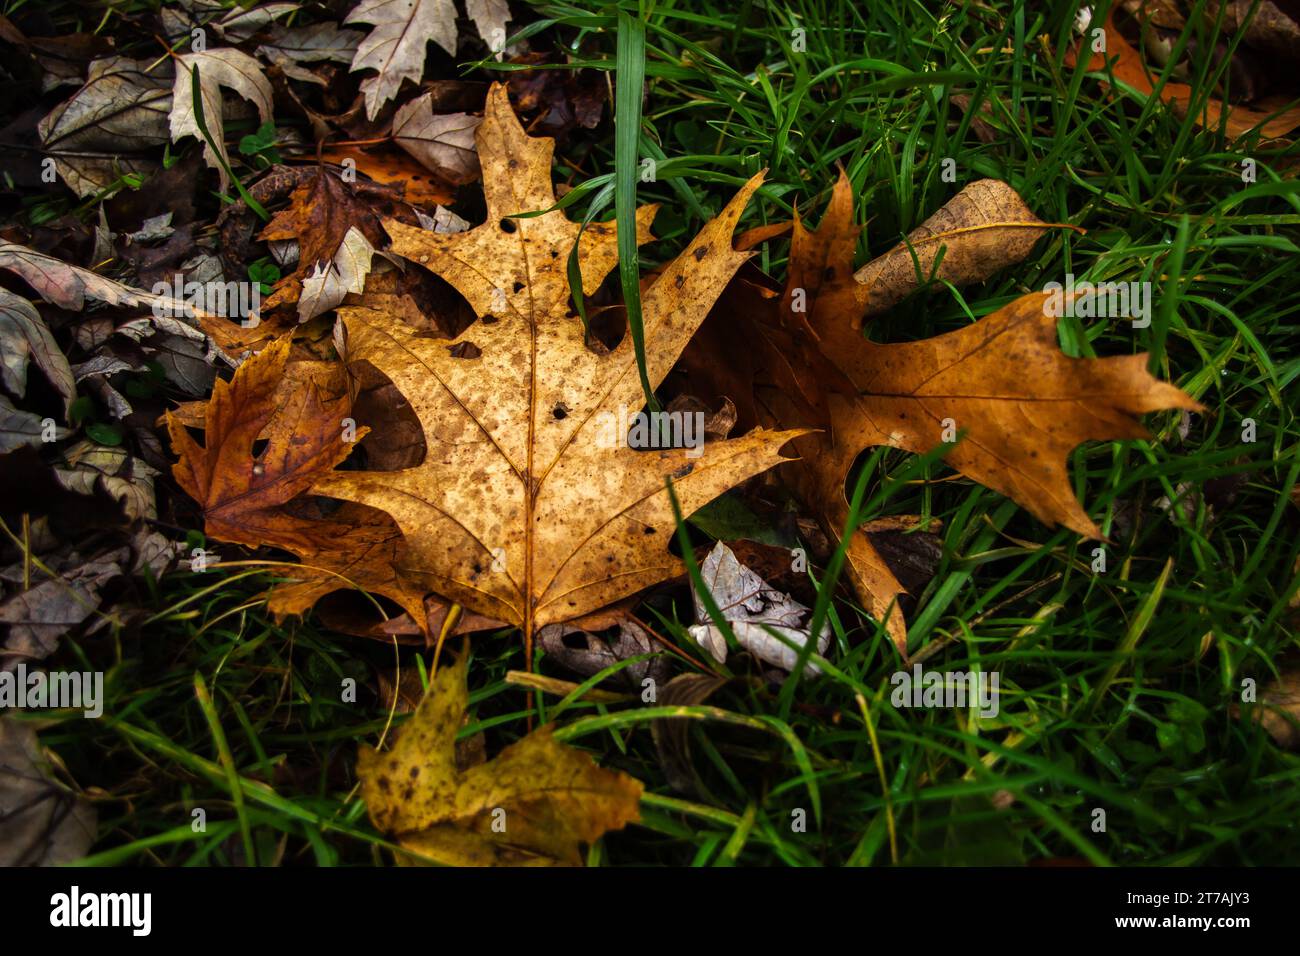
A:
[297,227,375,322]
[651,671,727,797]
[506,52,607,137]
[168,338,356,551]
[1217,0,1300,60]
[345,0,458,120]
[167,357,349,445]
[854,179,1075,319]
[258,168,418,319]
[0,288,76,418]
[466,0,512,60]
[537,616,670,690]
[315,593,503,644]
[311,83,805,643]
[358,650,641,866]
[0,718,97,865]
[37,56,172,198]
[256,22,364,67]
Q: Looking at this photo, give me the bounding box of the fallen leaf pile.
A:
[256,168,419,323]
[0,0,592,681]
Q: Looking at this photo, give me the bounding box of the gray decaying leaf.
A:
[209,2,298,42]
[417,205,472,234]
[346,0,458,120]
[37,56,173,198]
[0,288,75,417]
[169,49,274,193]
[537,618,671,689]
[0,718,97,865]
[125,213,176,243]
[72,317,115,352]
[129,528,185,578]
[650,672,727,796]
[688,542,831,676]
[257,22,364,66]
[149,331,216,396]
[465,0,512,58]
[392,98,482,185]
[298,226,375,321]
[0,396,66,453]
[0,551,123,669]
[86,378,129,422]
[158,1,298,44]
[343,0,510,117]
[54,442,158,524]
[71,355,145,381]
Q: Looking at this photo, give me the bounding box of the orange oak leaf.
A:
[702,173,1202,655]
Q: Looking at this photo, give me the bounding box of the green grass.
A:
[21,0,1300,866]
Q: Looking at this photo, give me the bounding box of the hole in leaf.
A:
[448,341,482,359]
[345,361,428,470]
[561,631,589,650]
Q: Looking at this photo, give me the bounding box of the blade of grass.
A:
[192,671,257,866]
[189,64,269,221]
[615,8,659,413]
